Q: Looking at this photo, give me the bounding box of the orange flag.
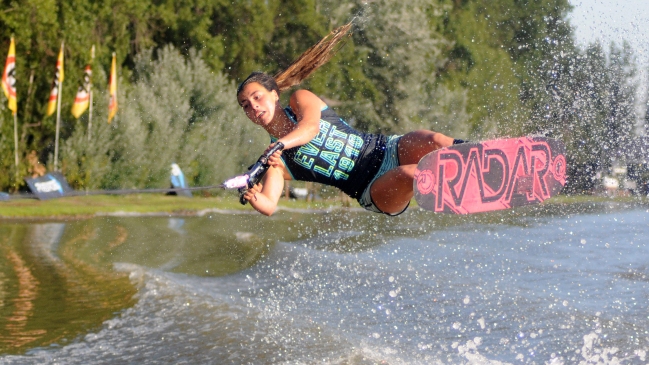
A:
[46,43,65,117]
[71,64,92,118]
[71,46,94,119]
[107,52,117,123]
[2,37,17,114]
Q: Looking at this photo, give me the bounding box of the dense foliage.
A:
[0,0,645,193]
[59,47,267,190]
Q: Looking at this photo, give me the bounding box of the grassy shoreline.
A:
[0,193,350,220]
[0,193,645,220]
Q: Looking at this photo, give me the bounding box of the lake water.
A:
[0,201,648,364]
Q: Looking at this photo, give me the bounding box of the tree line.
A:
[0,0,645,194]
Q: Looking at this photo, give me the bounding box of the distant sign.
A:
[25,172,73,200]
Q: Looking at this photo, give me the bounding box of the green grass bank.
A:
[2,193,646,220]
[0,193,357,219]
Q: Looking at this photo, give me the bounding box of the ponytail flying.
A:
[237,22,353,96]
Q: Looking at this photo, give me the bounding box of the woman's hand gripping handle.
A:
[238,142,285,205]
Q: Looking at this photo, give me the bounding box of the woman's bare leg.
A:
[370,164,417,214]
[370,130,454,214]
[398,130,454,165]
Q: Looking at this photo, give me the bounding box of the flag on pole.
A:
[71,64,92,118]
[107,52,117,123]
[71,46,94,118]
[2,37,17,114]
[46,44,65,117]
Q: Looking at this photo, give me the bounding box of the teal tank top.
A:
[273,106,387,199]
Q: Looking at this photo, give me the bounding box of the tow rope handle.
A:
[238,142,285,205]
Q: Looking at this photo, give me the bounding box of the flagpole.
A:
[53,75,62,171]
[13,111,18,181]
[87,87,93,142]
[54,42,63,171]
[87,45,94,142]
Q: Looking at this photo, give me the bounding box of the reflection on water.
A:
[3,233,43,349]
[0,200,648,363]
[0,213,273,355]
[0,223,136,354]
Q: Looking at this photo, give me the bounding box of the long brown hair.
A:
[237,22,353,96]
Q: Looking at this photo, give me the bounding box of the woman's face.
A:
[237,82,279,126]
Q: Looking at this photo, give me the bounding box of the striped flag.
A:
[2,37,17,114]
[71,64,91,118]
[107,52,117,123]
[46,44,64,117]
[71,46,94,119]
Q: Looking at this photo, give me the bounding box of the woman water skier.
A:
[237,23,464,216]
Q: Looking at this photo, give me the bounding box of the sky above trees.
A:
[569,0,649,64]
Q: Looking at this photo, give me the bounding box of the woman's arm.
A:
[242,166,285,216]
[275,89,326,150]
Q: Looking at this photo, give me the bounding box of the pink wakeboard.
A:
[414,136,567,214]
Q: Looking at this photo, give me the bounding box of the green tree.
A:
[0,0,155,188]
[533,41,640,194]
[440,0,574,138]
[561,44,610,193]
[604,42,637,160]
[307,0,470,137]
[60,46,267,190]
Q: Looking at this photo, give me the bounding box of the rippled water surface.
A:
[1,201,648,364]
